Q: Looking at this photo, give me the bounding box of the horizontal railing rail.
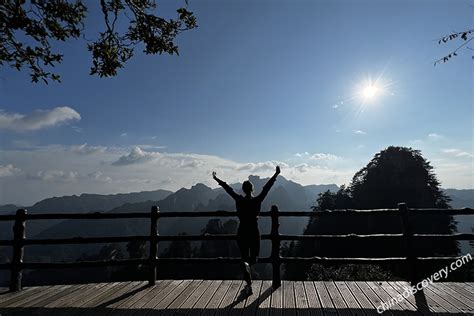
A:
[0,204,472,291]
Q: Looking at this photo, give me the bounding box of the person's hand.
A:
[275,166,281,175]
[212,171,218,180]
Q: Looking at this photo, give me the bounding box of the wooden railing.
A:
[0,203,473,292]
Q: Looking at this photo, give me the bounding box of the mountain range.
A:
[0,177,472,285]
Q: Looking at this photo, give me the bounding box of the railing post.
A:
[270,205,281,288]
[10,209,26,292]
[148,206,159,286]
[399,203,417,285]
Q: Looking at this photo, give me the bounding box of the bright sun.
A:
[362,85,378,100]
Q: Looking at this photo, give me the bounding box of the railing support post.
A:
[399,203,417,285]
[10,209,26,292]
[270,205,281,289]
[148,206,159,286]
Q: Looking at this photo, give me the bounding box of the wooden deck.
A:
[0,280,472,315]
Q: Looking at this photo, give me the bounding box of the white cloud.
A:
[0,107,81,131]
[120,133,128,137]
[442,148,474,158]
[294,152,309,157]
[71,143,107,155]
[28,170,79,183]
[87,171,112,183]
[0,164,21,177]
[428,133,444,140]
[112,147,160,166]
[294,163,309,173]
[354,130,366,135]
[236,161,289,172]
[310,153,340,161]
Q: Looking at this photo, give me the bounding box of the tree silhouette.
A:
[162,232,193,258]
[349,146,451,209]
[285,146,459,281]
[1,0,197,83]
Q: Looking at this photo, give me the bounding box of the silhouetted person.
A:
[212,166,280,294]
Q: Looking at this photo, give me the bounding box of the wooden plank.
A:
[293,281,311,316]
[215,280,243,316]
[18,284,72,308]
[282,280,296,316]
[29,284,84,308]
[354,282,392,316]
[394,281,446,314]
[345,281,379,316]
[74,281,139,311]
[60,282,126,316]
[334,281,365,315]
[151,279,193,312]
[242,280,263,316]
[87,281,148,316]
[462,282,474,292]
[389,282,429,316]
[369,281,418,315]
[201,280,232,316]
[230,281,260,316]
[163,280,203,315]
[270,279,283,316]
[377,281,418,314]
[45,283,109,308]
[425,282,468,314]
[190,280,223,315]
[123,279,176,313]
[423,284,464,314]
[104,281,162,315]
[255,280,272,316]
[0,286,44,307]
[71,281,141,316]
[443,282,474,301]
[178,279,212,313]
[324,281,351,316]
[1,285,56,307]
[302,281,322,313]
[432,282,474,311]
[314,281,337,316]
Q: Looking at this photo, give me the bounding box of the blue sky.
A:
[0,0,472,205]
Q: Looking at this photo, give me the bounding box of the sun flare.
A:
[362,85,378,99]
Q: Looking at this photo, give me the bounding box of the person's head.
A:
[242,180,253,196]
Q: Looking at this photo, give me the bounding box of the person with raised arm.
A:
[212,166,281,295]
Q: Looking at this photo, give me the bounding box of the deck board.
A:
[282,280,296,316]
[255,280,272,316]
[241,280,263,316]
[202,279,232,315]
[0,280,472,315]
[345,281,379,316]
[269,279,283,316]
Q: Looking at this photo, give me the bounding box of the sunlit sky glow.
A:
[0,0,472,205]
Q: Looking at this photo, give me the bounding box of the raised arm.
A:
[212,171,239,200]
[257,166,280,202]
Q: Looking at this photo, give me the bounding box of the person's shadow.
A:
[226,284,274,311]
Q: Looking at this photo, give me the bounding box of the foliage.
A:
[306,263,395,281]
[0,0,197,83]
[284,146,459,281]
[78,243,124,261]
[126,240,147,259]
[312,185,353,211]
[162,232,193,258]
[348,146,451,209]
[435,29,474,66]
